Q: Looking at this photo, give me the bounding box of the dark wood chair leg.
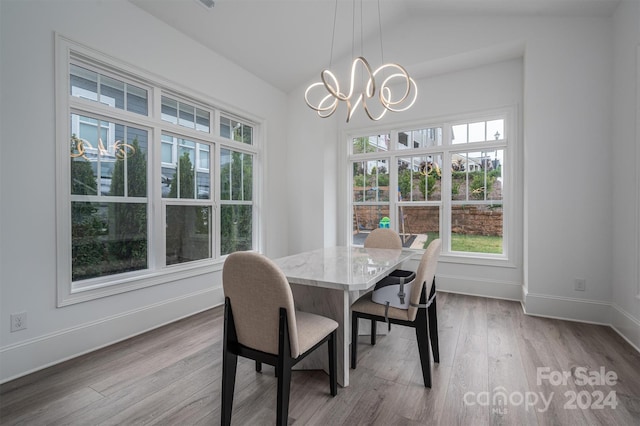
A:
[255,361,262,372]
[415,288,432,388]
[328,330,337,396]
[351,311,359,369]
[221,299,238,426]
[415,312,432,388]
[428,280,439,363]
[276,308,292,426]
[221,349,238,426]
[276,362,292,426]
[370,319,377,345]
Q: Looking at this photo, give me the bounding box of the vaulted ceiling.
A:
[129,0,620,93]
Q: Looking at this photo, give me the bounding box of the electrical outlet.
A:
[10,312,27,332]
[574,278,586,292]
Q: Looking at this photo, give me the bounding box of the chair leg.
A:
[328,330,337,396]
[428,282,439,363]
[415,307,432,388]
[370,319,377,345]
[276,361,292,426]
[222,299,238,426]
[351,311,359,369]
[276,308,292,426]
[255,361,262,372]
[221,349,238,426]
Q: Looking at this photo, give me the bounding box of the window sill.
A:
[403,250,517,269]
[58,259,225,307]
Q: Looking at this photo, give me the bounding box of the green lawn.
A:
[422,232,503,254]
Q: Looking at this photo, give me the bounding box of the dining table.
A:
[273,245,415,387]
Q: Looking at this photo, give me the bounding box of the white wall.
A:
[611,0,640,350]
[289,12,638,339]
[0,0,289,383]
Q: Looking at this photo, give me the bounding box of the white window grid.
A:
[56,36,261,305]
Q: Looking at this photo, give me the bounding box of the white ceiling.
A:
[129,0,620,93]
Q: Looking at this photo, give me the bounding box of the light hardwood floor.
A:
[1,292,639,425]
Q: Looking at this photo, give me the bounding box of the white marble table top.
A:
[274,246,416,291]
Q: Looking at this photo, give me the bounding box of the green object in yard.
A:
[379,217,390,228]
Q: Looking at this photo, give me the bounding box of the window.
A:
[56,38,260,305]
[349,113,512,261]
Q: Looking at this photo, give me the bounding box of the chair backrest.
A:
[223,251,300,358]
[408,239,441,321]
[363,228,403,249]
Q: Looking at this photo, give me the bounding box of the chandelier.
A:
[305,0,417,123]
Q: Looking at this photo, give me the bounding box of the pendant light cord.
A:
[329,0,338,68]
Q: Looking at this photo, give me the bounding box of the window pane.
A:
[164,137,210,200]
[468,121,486,142]
[397,154,442,202]
[352,204,391,245]
[161,140,173,164]
[196,108,210,133]
[487,119,504,140]
[451,204,503,254]
[123,127,148,198]
[161,96,178,124]
[70,65,148,115]
[220,149,253,201]
[397,205,440,249]
[100,75,124,109]
[71,201,147,281]
[70,64,98,101]
[221,205,253,255]
[71,115,147,197]
[452,124,467,144]
[452,150,502,201]
[353,160,389,201]
[352,134,389,154]
[241,124,253,145]
[127,84,148,115]
[178,103,195,128]
[197,172,210,200]
[220,148,231,200]
[220,116,231,138]
[166,205,211,265]
[220,116,253,144]
[398,128,442,150]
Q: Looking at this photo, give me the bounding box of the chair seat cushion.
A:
[351,291,412,322]
[295,311,338,356]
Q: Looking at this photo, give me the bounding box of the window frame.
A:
[345,108,518,268]
[55,35,262,306]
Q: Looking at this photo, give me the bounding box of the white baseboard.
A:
[610,303,640,353]
[523,290,611,324]
[522,291,640,355]
[437,274,522,301]
[0,287,225,384]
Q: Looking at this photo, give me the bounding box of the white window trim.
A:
[55,34,263,306]
[342,107,520,269]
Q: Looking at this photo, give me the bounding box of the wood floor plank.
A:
[486,298,539,426]
[2,293,639,426]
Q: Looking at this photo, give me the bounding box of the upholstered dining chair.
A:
[361,228,404,342]
[351,239,441,388]
[221,251,338,426]
[363,228,403,249]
